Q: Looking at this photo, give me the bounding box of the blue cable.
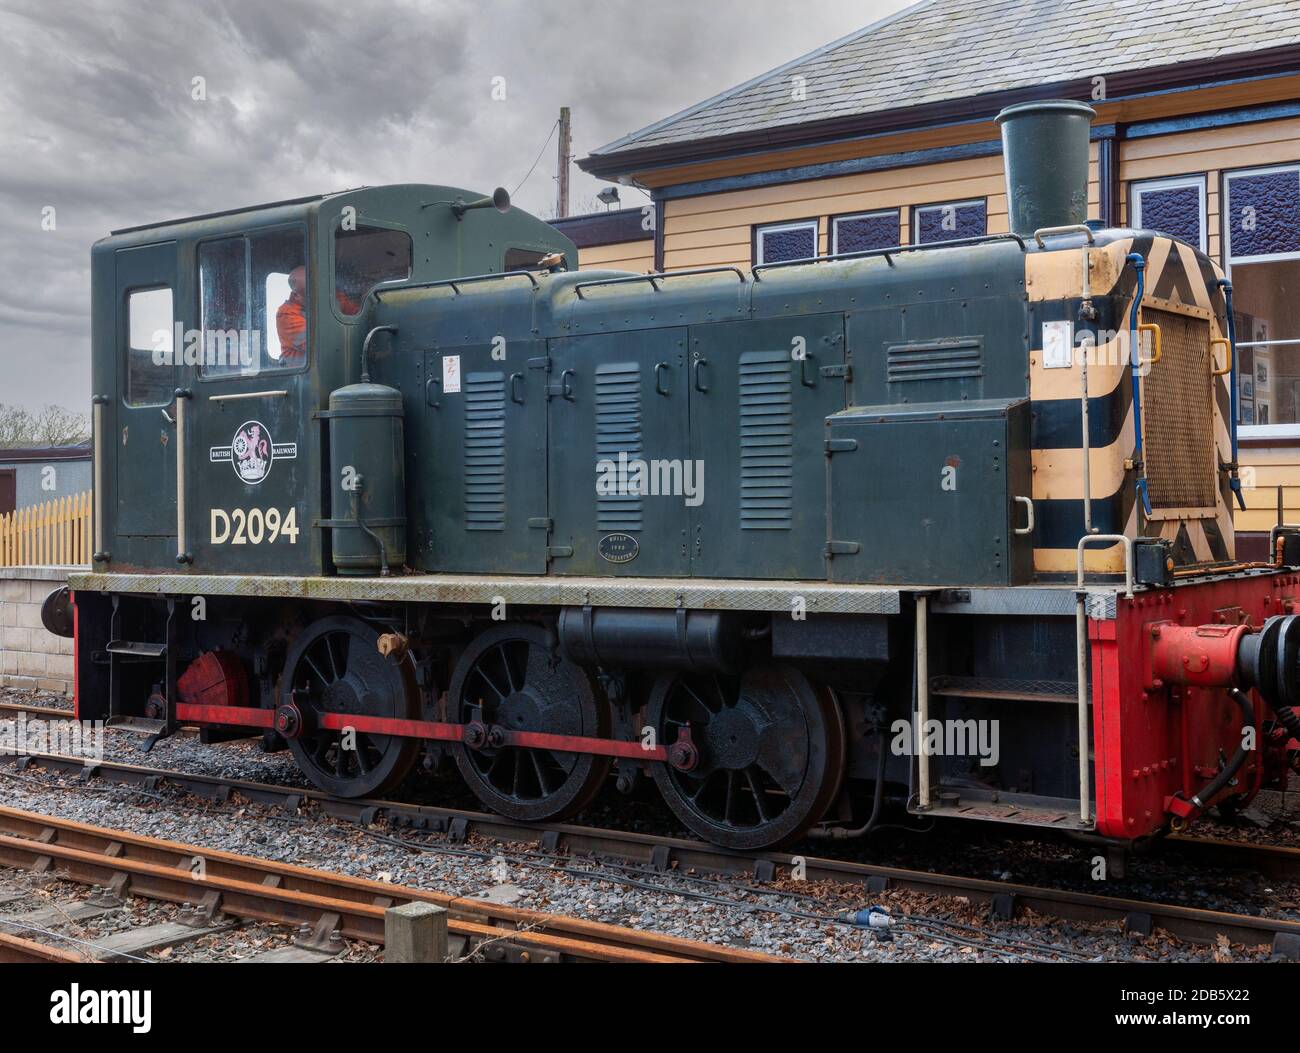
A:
[1126,253,1153,517]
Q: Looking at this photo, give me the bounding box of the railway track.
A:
[2,747,1298,959]
[0,804,780,964]
[0,700,76,723]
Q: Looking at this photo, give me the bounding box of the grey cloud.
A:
[0,0,900,412]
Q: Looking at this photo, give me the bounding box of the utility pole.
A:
[557,106,572,219]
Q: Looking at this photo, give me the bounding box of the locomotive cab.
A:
[89,184,575,577]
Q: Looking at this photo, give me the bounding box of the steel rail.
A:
[2,750,1298,956]
[0,929,92,964]
[0,803,777,965]
[0,702,77,722]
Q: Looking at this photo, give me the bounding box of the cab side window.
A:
[334,225,412,316]
[199,226,307,376]
[125,286,175,407]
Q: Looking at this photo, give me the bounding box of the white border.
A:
[912,199,985,244]
[755,219,818,265]
[1224,163,1300,265]
[1225,164,1300,438]
[1131,174,1206,254]
[831,209,899,255]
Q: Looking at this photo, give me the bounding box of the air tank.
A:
[326,381,406,575]
[996,99,1096,237]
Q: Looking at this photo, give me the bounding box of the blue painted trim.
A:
[1126,100,1300,140]
[655,125,1119,202]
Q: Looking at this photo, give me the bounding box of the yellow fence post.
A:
[0,490,93,568]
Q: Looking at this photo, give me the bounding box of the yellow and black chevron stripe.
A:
[1027,235,1234,576]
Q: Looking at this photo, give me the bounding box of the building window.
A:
[125,286,174,407]
[832,210,899,255]
[1132,175,1206,252]
[199,226,308,377]
[914,199,986,243]
[334,224,412,316]
[755,219,818,265]
[1225,165,1300,430]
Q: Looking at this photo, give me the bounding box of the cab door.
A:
[114,243,178,545]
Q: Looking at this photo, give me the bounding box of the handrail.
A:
[573,266,747,299]
[750,232,1027,281]
[1074,531,1133,830]
[1076,533,1135,598]
[174,388,193,566]
[1034,224,1096,248]
[92,394,108,563]
[207,390,288,402]
[374,270,540,299]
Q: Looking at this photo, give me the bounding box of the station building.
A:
[575,0,1300,555]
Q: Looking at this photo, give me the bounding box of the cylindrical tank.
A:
[996,99,1096,237]
[327,382,406,575]
[558,607,743,673]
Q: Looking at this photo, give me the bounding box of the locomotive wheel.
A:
[646,664,845,850]
[281,615,421,798]
[451,623,610,822]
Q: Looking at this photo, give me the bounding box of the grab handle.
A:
[1211,337,1233,378]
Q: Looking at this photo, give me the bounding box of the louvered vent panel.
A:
[595,362,643,531]
[1142,307,1216,511]
[886,337,983,383]
[463,371,506,531]
[739,350,793,530]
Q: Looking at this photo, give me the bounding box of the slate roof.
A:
[584,0,1300,174]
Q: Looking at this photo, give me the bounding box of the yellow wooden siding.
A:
[663,145,1099,270]
[1237,448,1300,533]
[1119,117,1300,266]
[577,240,654,272]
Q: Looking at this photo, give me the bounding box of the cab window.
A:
[125,286,175,406]
[334,225,412,316]
[199,226,307,376]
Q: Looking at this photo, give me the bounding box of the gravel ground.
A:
[0,872,379,962]
[0,756,1279,962]
[0,685,1294,962]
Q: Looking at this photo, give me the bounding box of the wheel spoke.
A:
[302,651,331,689]
[744,767,772,823]
[354,735,373,774]
[680,681,719,717]
[499,643,521,694]
[530,751,553,798]
[323,634,342,681]
[474,664,510,704]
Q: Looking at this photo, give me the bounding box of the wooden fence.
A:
[0,491,92,567]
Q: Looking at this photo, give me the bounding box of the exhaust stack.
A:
[996,100,1096,237]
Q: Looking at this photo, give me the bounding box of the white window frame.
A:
[1225,164,1300,439]
[831,209,899,255]
[1131,174,1207,254]
[1224,163,1300,265]
[912,199,986,244]
[755,219,818,266]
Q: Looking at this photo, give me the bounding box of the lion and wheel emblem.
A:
[209,420,297,484]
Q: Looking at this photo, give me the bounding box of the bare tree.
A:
[0,404,91,448]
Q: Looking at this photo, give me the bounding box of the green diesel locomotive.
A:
[59,102,1300,851]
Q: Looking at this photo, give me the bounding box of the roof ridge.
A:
[589,0,939,159]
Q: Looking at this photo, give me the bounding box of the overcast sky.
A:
[0,0,911,413]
